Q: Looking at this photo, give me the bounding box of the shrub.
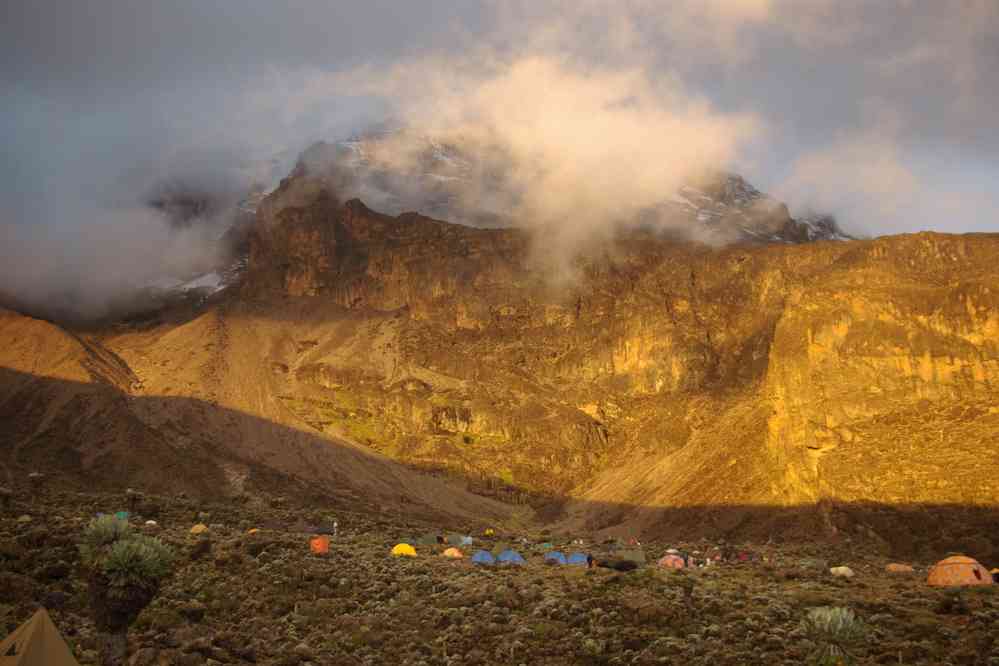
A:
[79,514,174,666]
[102,538,174,586]
[80,515,133,558]
[800,606,867,666]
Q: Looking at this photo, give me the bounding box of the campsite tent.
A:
[442,547,463,559]
[544,551,567,565]
[416,533,441,547]
[598,559,639,572]
[391,543,417,558]
[0,608,81,666]
[446,533,464,546]
[658,554,686,570]
[927,555,993,587]
[471,550,495,566]
[616,549,647,565]
[992,568,999,584]
[309,536,330,555]
[497,550,526,565]
[460,535,474,546]
[567,552,588,566]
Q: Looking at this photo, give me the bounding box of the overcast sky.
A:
[2,1,997,310]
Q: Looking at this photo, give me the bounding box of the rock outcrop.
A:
[240,169,999,522]
[1,157,996,545]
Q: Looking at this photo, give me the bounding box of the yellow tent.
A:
[391,543,417,558]
[442,547,463,559]
[0,608,81,666]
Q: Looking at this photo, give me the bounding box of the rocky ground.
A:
[2,487,997,666]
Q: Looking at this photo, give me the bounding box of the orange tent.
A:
[885,563,914,573]
[926,555,993,587]
[310,536,330,555]
[657,554,685,570]
[442,547,463,559]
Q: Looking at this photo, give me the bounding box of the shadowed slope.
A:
[0,308,511,523]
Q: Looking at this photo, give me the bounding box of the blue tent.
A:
[567,552,588,566]
[497,549,526,565]
[471,550,495,566]
[544,551,567,565]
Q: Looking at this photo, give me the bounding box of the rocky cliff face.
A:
[3,157,997,547]
[240,168,999,530]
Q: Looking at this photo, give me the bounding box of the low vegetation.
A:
[79,515,174,666]
[2,489,996,665]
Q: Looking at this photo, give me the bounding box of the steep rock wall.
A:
[239,178,999,516]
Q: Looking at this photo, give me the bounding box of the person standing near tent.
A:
[587,553,595,569]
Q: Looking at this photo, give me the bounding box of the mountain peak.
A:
[289,132,852,244]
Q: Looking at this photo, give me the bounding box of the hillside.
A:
[0,307,512,526]
[3,488,998,666]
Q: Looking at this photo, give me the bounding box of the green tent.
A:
[0,608,81,666]
[415,532,440,547]
[446,533,465,546]
[616,549,647,564]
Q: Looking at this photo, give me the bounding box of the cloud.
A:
[331,52,760,272]
[776,128,918,232]
[2,0,999,317]
[0,204,226,321]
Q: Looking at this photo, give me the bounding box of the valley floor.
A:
[2,488,997,665]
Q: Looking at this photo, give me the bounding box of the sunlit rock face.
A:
[764,236,999,506]
[243,162,999,518]
[3,148,997,548]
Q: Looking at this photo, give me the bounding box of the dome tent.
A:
[471,550,495,565]
[658,554,685,570]
[497,549,526,565]
[442,547,463,559]
[567,552,588,566]
[446,533,472,546]
[544,551,567,565]
[927,555,993,587]
[391,543,417,558]
[415,532,441,547]
[616,549,646,565]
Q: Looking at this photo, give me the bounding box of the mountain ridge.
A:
[1,156,997,553]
